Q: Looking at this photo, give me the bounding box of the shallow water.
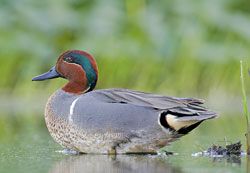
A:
[0,113,248,173]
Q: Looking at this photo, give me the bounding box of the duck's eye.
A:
[64,57,74,63]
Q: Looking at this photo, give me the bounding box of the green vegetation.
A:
[0,1,249,172]
[0,0,250,99]
[0,1,249,142]
[240,60,250,154]
[240,61,250,124]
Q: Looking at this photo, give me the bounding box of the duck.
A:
[32,50,217,154]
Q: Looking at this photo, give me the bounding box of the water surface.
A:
[0,113,247,173]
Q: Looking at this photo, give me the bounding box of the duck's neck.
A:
[62,81,89,94]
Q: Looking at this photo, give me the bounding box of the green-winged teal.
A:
[32,50,217,154]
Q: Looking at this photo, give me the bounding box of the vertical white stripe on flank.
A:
[69,97,80,123]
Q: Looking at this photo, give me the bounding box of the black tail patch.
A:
[159,111,174,131]
[177,121,202,134]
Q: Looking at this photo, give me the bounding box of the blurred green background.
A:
[0,0,250,139]
[0,0,250,172]
[1,0,249,113]
[0,0,250,149]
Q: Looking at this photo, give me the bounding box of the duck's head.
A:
[32,50,98,94]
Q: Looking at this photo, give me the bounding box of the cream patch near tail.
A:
[166,114,200,131]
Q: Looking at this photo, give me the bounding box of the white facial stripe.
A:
[69,97,80,123]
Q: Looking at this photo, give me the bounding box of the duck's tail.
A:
[159,110,217,136]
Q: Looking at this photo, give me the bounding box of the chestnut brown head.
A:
[32,50,98,94]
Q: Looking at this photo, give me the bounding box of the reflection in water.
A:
[211,156,241,165]
[49,155,182,173]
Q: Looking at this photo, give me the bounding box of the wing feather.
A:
[94,88,214,116]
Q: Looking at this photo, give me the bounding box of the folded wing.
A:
[94,88,217,134]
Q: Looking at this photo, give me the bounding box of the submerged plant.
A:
[240,60,250,154]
